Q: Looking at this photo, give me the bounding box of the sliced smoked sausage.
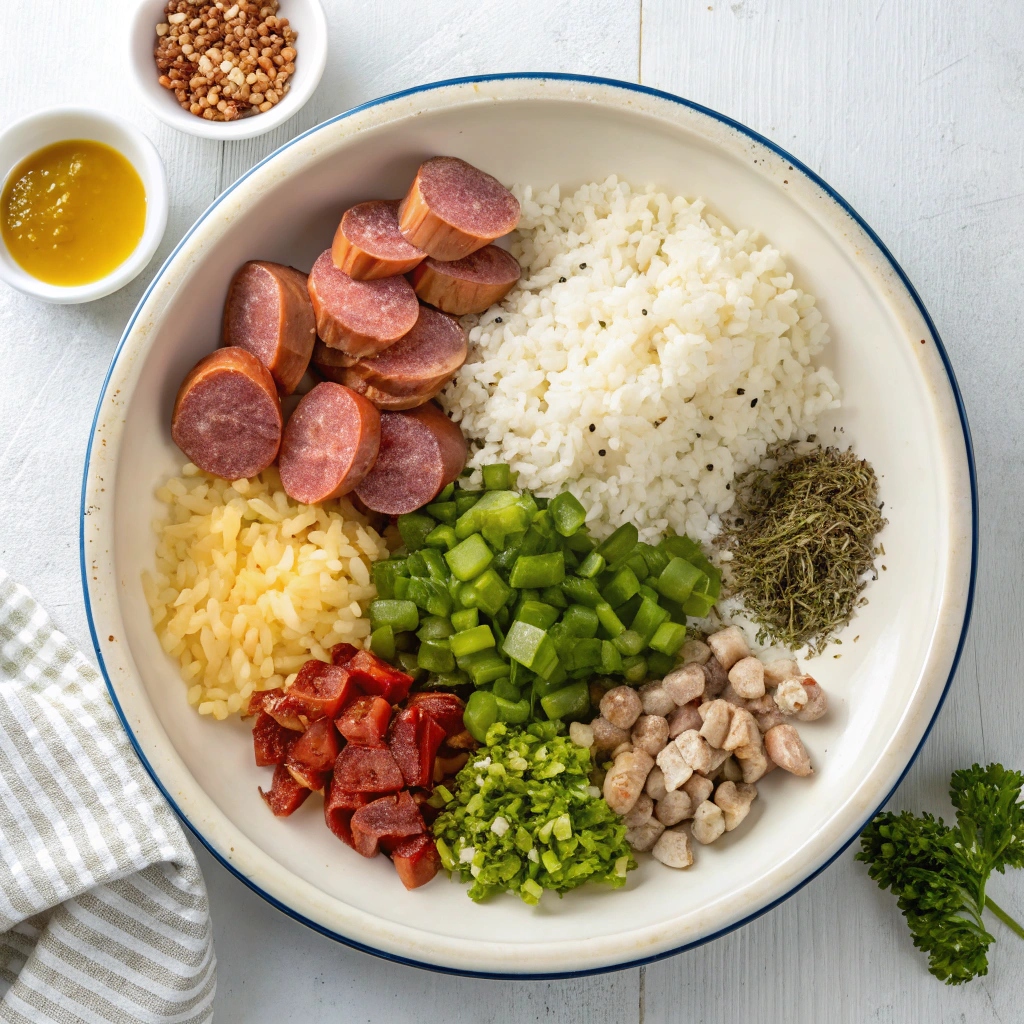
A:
[171,347,282,480]
[222,261,316,395]
[398,157,520,262]
[345,306,467,398]
[339,375,440,411]
[411,245,521,315]
[307,250,419,359]
[354,402,467,514]
[332,200,425,281]
[278,382,381,504]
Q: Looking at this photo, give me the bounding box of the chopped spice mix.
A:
[155,1,297,122]
[719,442,886,654]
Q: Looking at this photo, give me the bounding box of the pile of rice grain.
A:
[440,176,841,544]
[142,464,388,719]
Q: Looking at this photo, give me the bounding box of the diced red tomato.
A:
[331,744,404,795]
[330,642,359,666]
[391,833,441,890]
[287,660,360,721]
[389,706,446,789]
[252,711,295,767]
[335,695,392,746]
[259,763,311,817]
[324,777,368,848]
[249,688,305,732]
[344,650,413,705]
[288,719,340,772]
[350,791,425,858]
[407,692,466,739]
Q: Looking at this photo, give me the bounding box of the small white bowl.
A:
[128,0,327,141]
[0,107,168,304]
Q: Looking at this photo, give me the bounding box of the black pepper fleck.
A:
[580,263,587,269]
[559,277,566,283]
[695,433,701,438]
[641,309,648,315]
[726,482,731,490]
[808,434,816,442]
[598,449,606,456]
[706,463,714,471]
[494,317,503,323]
[709,416,714,420]
[750,398,758,408]
[599,320,606,327]
[737,388,745,395]
[589,424,596,432]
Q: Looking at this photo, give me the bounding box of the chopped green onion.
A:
[595,601,625,638]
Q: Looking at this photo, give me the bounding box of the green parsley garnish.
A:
[857,763,1024,984]
[432,721,635,904]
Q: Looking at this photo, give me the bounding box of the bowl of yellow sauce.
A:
[0,108,167,303]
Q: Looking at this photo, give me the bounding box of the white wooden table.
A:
[2,1,1021,1019]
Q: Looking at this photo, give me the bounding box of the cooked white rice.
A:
[142,464,388,719]
[440,177,840,543]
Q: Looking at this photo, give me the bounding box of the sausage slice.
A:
[345,306,467,398]
[398,157,520,261]
[307,250,419,359]
[171,347,282,480]
[354,403,467,514]
[278,382,381,504]
[222,261,316,395]
[332,200,425,281]
[337,375,438,411]
[411,245,521,315]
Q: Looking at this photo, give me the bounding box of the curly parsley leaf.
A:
[856,763,1024,985]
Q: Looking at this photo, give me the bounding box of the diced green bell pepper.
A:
[509,551,565,589]
[419,546,448,581]
[397,512,435,551]
[631,596,670,643]
[482,464,513,490]
[595,522,639,564]
[464,690,498,742]
[647,651,676,677]
[540,681,590,721]
[515,600,560,630]
[449,624,496,658]
[369,599,419,633]
[600,640,623,674]
[418,639,455,673]
[457,649,511,685]
[502,620,559,679]
[492,677,521,702]
[445,532,494,581]
[601,566,640,608]
[548,491,587,537]
[495,696,531,724]
[650,621,688,655]
[562,603,600,639]
[561,576,603,608]
[425,500,458,524]
[455,490,519,539]
[576,550,605,578]
[369,624,395,661]
[450,608,479,632]
[540,585,569,609]
[621,655,648,684]
[595,601,625,638]
[424,523,458,550]
[656,557,706,603]
[612,629,646,656]
[461,569,512,617]
[371,559,408,600]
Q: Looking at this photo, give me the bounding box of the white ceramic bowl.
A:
[128,0,327,141]
[81,75,976,977]
[0,107,167,304]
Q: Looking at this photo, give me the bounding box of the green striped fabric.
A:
[0,571,215,1023]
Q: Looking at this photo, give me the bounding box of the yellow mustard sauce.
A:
[1,139,146,286]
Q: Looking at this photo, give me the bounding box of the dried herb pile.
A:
[719,442,886,654]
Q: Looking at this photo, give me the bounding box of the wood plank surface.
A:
[1,0,1021,1019]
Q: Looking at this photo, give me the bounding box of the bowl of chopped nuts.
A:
[129,0,327,141]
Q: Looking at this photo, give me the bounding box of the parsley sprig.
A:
[857,763,1024,984]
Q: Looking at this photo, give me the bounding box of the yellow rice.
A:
[141,463,388,720]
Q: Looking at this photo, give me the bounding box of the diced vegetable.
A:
[369,467,721,733]
[464,690,498,742]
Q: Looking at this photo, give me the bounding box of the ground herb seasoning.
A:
[719,442,886,654]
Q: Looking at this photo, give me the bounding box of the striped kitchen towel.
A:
[0,570,216,1023]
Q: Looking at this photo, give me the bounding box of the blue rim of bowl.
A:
[79,72,978,980]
